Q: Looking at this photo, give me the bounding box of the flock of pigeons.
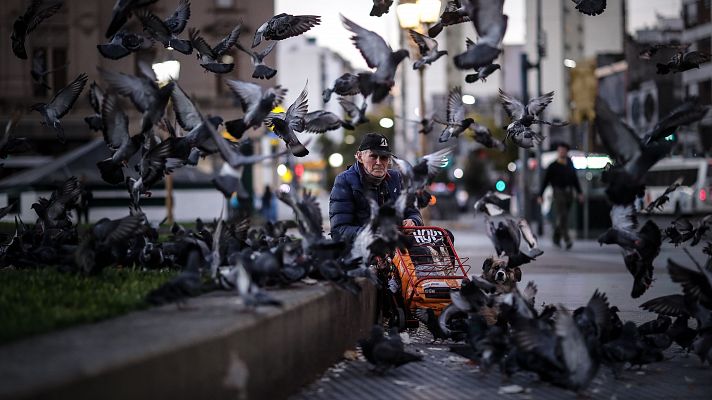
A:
[3,0,712,394]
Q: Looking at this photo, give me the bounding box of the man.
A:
[537,142,583,250]
[329,133,423,242]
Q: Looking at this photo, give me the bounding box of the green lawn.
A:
[0,268,176,344]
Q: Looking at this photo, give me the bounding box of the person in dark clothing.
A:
[329,133,423,243]
[537,142,583,249]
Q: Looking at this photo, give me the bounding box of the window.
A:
[685,3,699,28]
[51,48,67,94]
[32,48,48,97]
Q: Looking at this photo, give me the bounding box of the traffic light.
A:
[495,180,506,192]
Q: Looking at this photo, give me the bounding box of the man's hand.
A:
[402,219,416,227]
[537,196,543,204]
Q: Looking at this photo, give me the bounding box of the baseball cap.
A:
[358,133,393,156]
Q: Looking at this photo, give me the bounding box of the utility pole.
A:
[534,0,545,236]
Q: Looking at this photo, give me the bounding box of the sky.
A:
[275,0,682,70]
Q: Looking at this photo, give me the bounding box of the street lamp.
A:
[397,0,442,159]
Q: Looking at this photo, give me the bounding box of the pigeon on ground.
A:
[189,26,241,74]
[571,0,607,16]
[265,86,309,157]
[30,72,88,143]
[409,29,447,70]
[96,94,144,185]
[31,176,82,230]
[657,50,711,74]
[105,0,158,39]
[453,0,508,70]
[224,80,287,139]
[473,191,510,216]
[439,87,474,142]
[359,325,423,374]
[341,14,409,103]
[75,215,144,274]
[236,41,278,80]
[98,30,154,60]
[322,73,361,103]
[338,97,369,129]
[428,0,470,38]
[136,1,192,54]
[11,0,64,59]
[370,0,394,17]
[252,13,321,48]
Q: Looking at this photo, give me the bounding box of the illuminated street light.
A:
[344,135,355,144]
[396,2,420,29]
[277,164,287,176]
[563,59,577,68]
[328,153,344,168]
[379,117,394,129]
[279,184,291,193]
[461,94,476,105]
[453,168,464,179]
[151,60,180,84]
[507,162,517,172]
[417,0,442,23]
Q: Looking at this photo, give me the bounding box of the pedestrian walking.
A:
[537,142,583,249]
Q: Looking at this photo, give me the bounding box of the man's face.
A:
[356,150,390,178]
[557,145,569,158]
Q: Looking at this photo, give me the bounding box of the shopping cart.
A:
[380,226,471,330]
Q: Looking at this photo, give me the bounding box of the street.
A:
[292,215,711,399]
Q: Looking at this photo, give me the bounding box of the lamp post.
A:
[396,0,441,158]
[152,57,180,224]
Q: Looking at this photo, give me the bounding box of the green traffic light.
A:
[495,180,506,192]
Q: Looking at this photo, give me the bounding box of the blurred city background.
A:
[0,0,709,239]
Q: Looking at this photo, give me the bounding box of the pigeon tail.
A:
[252,64,277,80]
[371,84,391,103]
[288,142,309,157]
[341,121,355,130]
[465,73,479,83]
[97,43,131,60]
[168,38,192,55]
[454,45,501,70]
[225,118,247,140]
[97,158,125,185]
[202,62,234,74]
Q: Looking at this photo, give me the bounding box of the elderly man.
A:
[329,133,423,242]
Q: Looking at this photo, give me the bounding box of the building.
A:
[0,0,275,221]
[524,0,626,123]
[682,0,712,153]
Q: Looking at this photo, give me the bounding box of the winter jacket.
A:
[329,163,423,242]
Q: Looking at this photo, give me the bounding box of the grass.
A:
[0,267,177,344]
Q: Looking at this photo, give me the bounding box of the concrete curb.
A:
[0,281,375,400]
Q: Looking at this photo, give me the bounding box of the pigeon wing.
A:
[213,24,241,56]
[594,97,643,166]
[24,0,63,35]
[88,81,105,114]
[225,80,263,113]
[341,14,392,69]
[164,0,191,34]
[171,83,202,131]
[408,29,436,56]
[286,84,309,131]
[499,89,526,120]
[447,87,465,123]
[100,93,129,150]
[48,72,88,119]
[526,91,555,116]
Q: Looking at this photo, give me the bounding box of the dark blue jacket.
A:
[329,163,423,242]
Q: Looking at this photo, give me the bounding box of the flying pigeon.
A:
[439,87,474,143]
[322,73,361,103]
[11,0,64,59]
[409,29,447,70]
[189,26,241,74]
[224,80,287,139]
[30,72,88,143]
[453,0,508,70]
[252,13,321,48]
[236,41,278,80]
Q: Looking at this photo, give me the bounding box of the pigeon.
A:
[453,0,508,70]
[499,89,560,149]
[642,177,683,213]
[571,0,607,16]
[189,25,241,74]
[136,1,192,54]
[471,121,505,150]
[224,80,287,138]
[639,43,689,60]
[302,110,350,133]
[1,110,31,159]
[409,29,447,70]
[439,87,474,143]
[99,63,161,114]
[11,0,64,59]
[31,176,82,229]
[597,204,661,298]
[105,0,158,39]
[473,191,510,216]
[393,147,454,198]
[84,82,105,132]
[338,97,369,129]
[395,116,435,135]
[128,138,175,202]
[97,30,154,60]
[463,38,500,83]
[322,73,361,103]
[663,216,711,246]
[370,0,394,17]
[30,49,67,90]
[428,0,470,38]
[667,258,712,309]
[75,215,144,274]
[30,72,88,143]
[341,14,409,103]
[657,50,711,74]
[96,93,145,185]
[252,13,321,48]
[358,325,423,374]
[644,97,709,144]
[236,41,278,80]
